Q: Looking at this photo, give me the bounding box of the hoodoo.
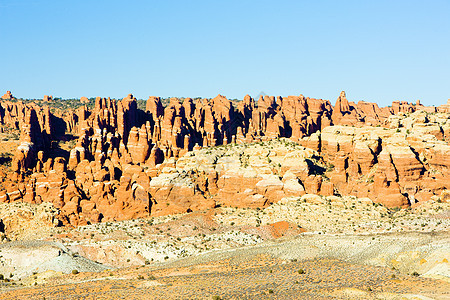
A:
[0,91,449,225]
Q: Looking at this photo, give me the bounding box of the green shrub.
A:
[71,269,79,275]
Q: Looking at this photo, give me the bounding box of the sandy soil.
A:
[0,196,448,299]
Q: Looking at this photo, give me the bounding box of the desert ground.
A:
[0,196,448,299]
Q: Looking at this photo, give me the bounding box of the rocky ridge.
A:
[0,91,449,226]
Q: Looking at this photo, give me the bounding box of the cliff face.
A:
[1,91,449,225]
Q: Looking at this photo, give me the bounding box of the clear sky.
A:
[1,0,449,106]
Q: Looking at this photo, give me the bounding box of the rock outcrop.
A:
[318,111,450,206]
[1,91,449,225]
[43,95,53,102]
[1,91,14,100]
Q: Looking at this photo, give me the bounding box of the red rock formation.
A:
[1,91,14,100]
[10,106,51,178]
[331,91,364,126]
[1,91,449,225]
[355,101,391,125]
[438,99,450,113]
[146,96,164,119]
[391,101,415,114]
[43,95,53,102]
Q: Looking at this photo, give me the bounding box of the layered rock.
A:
[438,99,450,113]
[146,139,327,215]
[318,111,449,206]
[1,91,449,225]
[10,107,50,179]
[331,91,364,126]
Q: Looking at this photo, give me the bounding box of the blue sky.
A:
[1,0,449,106]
